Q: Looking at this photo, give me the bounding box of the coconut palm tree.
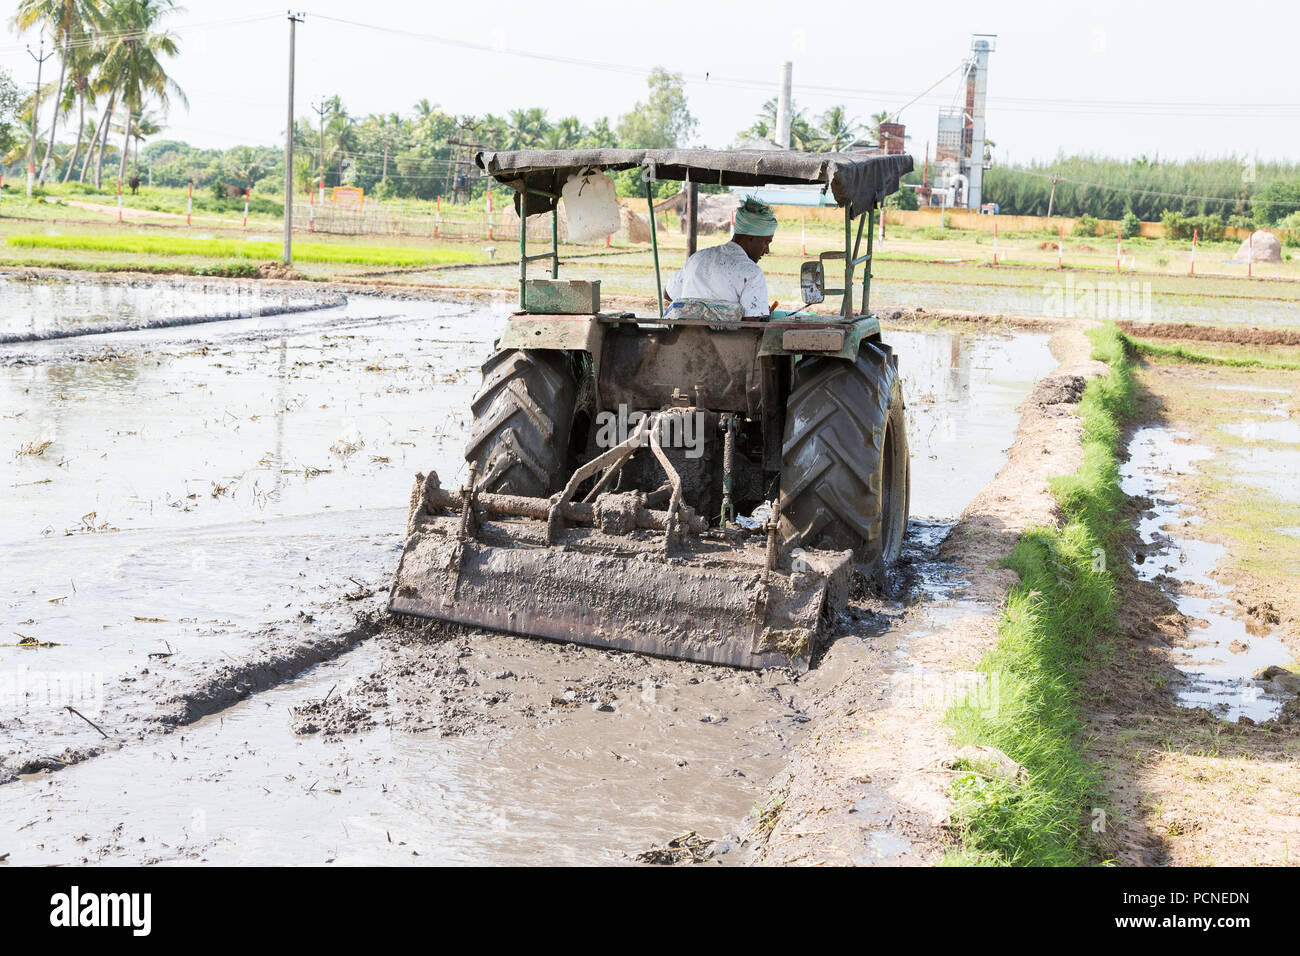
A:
[816,105,858,153]
[57,15,103,181]
[11,0,105,185]
[127,103,159,175]
[867,110,890,147]
[98,0,186,187]
[506,108,548,150]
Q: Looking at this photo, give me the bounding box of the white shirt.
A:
[665,241,769,318]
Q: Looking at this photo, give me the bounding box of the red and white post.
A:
[242,186,250,228]
[434,195,440,239]
[487,190,493,241]
[1058,223,1064,270]
[993,222,998,265]
[1191,228,1197,276]
[186,181,193,226]
[308,188,315,233]
[116,179,123,222]
[1116,223,1122,273]
[1248,231,1254,278]
[801,214,807,257]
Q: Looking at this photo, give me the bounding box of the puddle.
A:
[892,329,1057,519]
[1219,419,1300,444]
[1122,425,1292,721]
[1208,384,1292,396]
[0,284,1052,864]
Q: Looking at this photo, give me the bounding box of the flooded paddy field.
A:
[0,275,1056,865]
[381,253,1300,329]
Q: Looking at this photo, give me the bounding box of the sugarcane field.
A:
[0,0,1295,931]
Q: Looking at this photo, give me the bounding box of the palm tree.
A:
[817,105,858,153]
[868,110,890,147]
[98,0,186,187]
[541,115,581,151]
[506,108,548,150]
[743,97,816,149]
[127,103,159,175]
[58,14,102,181]
[11,0,104,185]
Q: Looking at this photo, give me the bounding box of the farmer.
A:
[663,196,779,320]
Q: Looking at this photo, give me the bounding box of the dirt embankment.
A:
[1119,322,1300,347]
[751,324,1108,866]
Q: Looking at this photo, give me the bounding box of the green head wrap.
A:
[733,196,777,237]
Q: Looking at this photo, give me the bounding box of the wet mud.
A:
[0,275,1055,864]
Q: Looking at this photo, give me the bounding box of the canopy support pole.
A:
[646,173,664,317]
[551,206,559,278]
[862,209,875,312]
[687,181,698,257]
[519,191,527,310]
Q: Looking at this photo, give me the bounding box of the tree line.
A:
[6,0,184,189]
[981,156,1300,228]
[2,2,1297,225]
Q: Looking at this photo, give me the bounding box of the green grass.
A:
[944,323,1135,866]
[4,233,479,268]
[1121,333,1300,371]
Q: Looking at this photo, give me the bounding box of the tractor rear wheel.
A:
[778,343,909,574]
[465,349,578,496]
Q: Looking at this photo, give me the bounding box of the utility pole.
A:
[284,12,304,266]
[312,98,328,203]
[26,37,53,199]
[1047,174,1060,219]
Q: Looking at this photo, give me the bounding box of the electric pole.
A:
[312,98,329,203]
[284,12,304,266]
[1047,174,1060,219]
[26,37,53,199]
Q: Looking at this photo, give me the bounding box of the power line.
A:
[308,14,1300,119]
[0,14,281,56]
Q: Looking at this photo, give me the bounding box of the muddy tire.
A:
[465,349,578,496]
[778,343,909,574]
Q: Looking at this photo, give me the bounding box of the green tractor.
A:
[391,147,913,670]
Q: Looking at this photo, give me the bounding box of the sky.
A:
[2,0,1298,165]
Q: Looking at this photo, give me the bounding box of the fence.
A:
[294,200,561,241]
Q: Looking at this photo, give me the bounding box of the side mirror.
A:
[799,260,825,305]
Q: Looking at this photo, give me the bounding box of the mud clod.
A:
[635,830,717,865]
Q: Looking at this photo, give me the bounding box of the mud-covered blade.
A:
[389,524,849,670]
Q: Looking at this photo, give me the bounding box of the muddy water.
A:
[1121,426,1293,721]
[0,280,1053,864]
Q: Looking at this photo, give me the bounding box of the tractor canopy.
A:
[476,148,914,219]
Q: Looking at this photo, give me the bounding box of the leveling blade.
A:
[389,509,851,671]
